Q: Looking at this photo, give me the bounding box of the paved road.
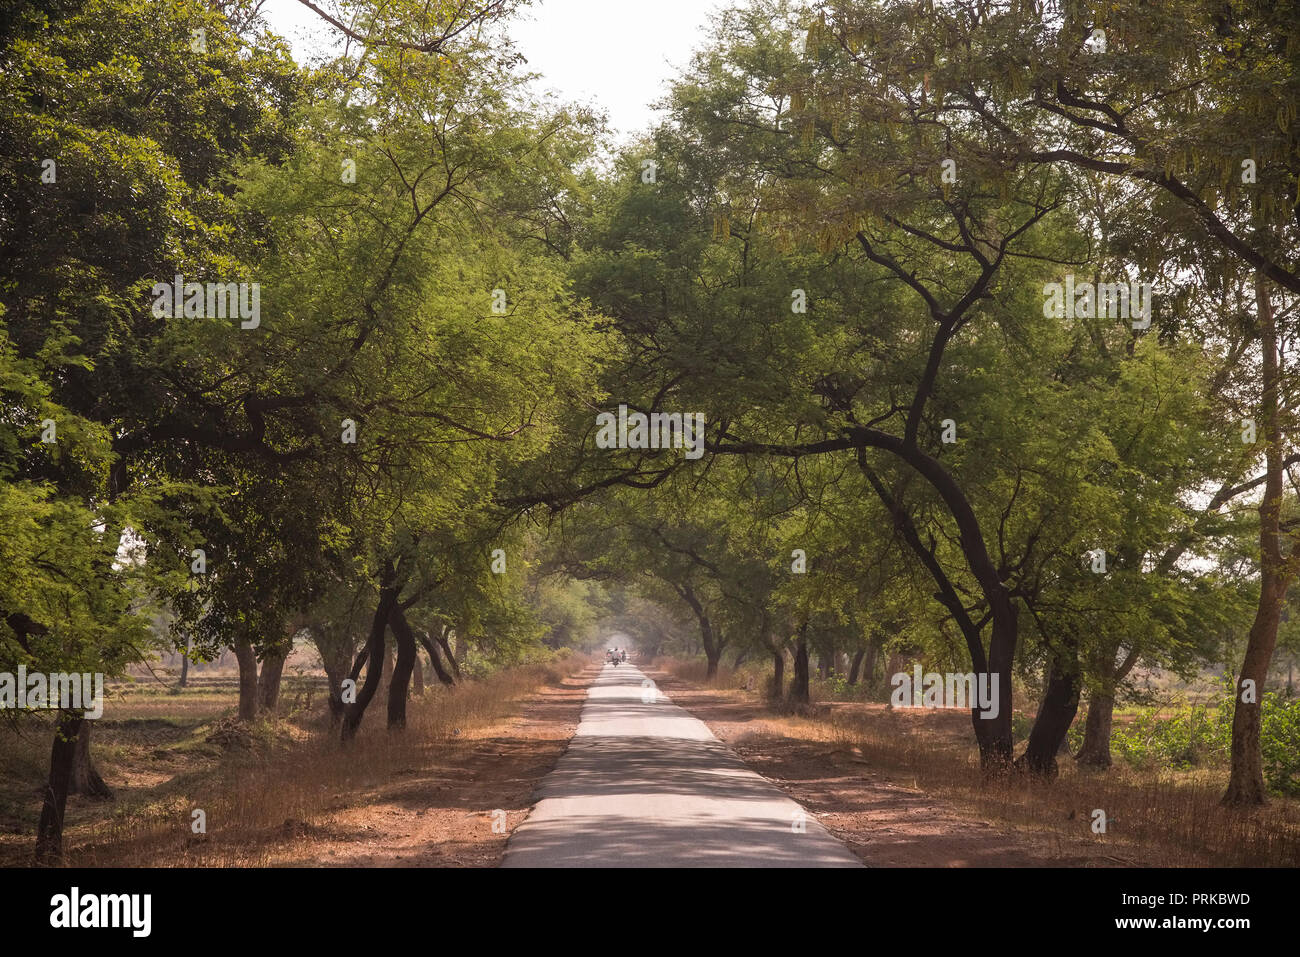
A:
[502,663,863,867]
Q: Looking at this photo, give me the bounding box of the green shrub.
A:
[1260,690,1300,796]
[1103,680,1298,795]
[1111,703,1229,770]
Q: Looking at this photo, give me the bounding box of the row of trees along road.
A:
[0,0,1297,861]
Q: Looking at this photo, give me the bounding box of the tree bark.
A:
[341,580,399,741]
[69,720,112,799]
[35,711,82,863]
[770,650,785,699]
[179,633,191,688]
[419,627,456,686]
[258,645,289,714]
[1075,692,1115,768]
[436,627,461,682]
[1018,636,1080,776]
[386,605,418,729]
[1075,642,1138,768]
[1224,276,1290,806]
[329,645,369,723]
[232,631,259,721]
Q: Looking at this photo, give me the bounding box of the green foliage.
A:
[1111,703,1232,772]
[1260,690,1300,796]
[1105,679,1300,796]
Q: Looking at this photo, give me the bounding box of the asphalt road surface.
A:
[502,662,863,867]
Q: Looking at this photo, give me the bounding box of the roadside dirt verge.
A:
[650,670,1124,867]
[256,665,595,866]
[0,662,595,868]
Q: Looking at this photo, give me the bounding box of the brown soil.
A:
[262,668,592,866]
[651,671,1122,867]
[0,665,594,868]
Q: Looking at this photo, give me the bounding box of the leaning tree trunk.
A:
[232,632,259,721]
[69,721,112,799]
[858,453,1017,768]
[330,646,369,723]
[1225,276,1289,806]
[1018,635,1080,776]
[419,629,456,686]
[387,606,419,729]
[436,627,461,682]
[341,583,399,741]
[35,711,83,863]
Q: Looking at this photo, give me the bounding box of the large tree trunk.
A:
[258,644,290,714]
[1075,641,1138,769]
[1225,276,1289,806]
[378,641,395,704]
[770,650,785,699]
[341,580,399,741]
[705,645,721,680]
[1018,636,1080,776]
[788,628,810,705]
[1075,691,1115,769]
[35,711,82,863]
[232,631,259,722]
[69,721,112,799]
[387,605,419,729]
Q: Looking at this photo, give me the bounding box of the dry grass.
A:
[0,654,587,867]
[654,657,1300,867]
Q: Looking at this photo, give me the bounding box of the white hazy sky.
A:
[260,0,730,139]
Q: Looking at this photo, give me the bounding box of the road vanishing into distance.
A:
[503,663,863,867]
